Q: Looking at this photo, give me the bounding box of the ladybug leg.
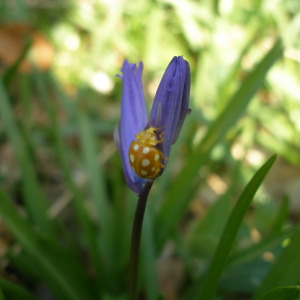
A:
[155,131,165,144]
[158,149,168,164]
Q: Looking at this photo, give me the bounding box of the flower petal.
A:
[149,56,190,160]
[172,59,191,144]
[116,60,148,194]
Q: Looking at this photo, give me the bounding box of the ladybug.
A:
[128,127,166,179]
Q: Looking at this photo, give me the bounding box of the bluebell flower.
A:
[115,56,191,195]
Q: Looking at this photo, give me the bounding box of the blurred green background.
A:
[0,0,300,300]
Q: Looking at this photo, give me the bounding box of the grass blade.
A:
[270,195,290,233]
[227,227,296,267]
[0,286,5,300]
[0,188,93,300]
[155,39,283,247]
[256,286,300,300]
[33,71,103,298]
[78,112,114,291]
[2,38,32,87]
[196,154,276,300]
[78,113,110,225]
[141,208,159,300]
[254,227,300,298]
[0,80,52,233]
[0,277,37,300]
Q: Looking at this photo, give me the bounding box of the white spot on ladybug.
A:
[133,144,139,151]
[130,154,135,163]
[142,159,150,167]
[141,170,148,176]
[154,153,160,161]
[142,147,150,154]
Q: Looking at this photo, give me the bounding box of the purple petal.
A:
[117,60,148,194]
[172,60,191,144]
[149,56,190,161]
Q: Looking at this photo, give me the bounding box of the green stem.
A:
[129,181,153,300]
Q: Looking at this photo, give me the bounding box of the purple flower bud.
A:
[149,56,191,163]
[115,57,191,195]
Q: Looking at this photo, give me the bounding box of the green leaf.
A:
[0,277,37,300]
[32,71,103,298]
[187,189,233,258]
[256,286,300,300]
[227,227,296,268]
[0,189,93,300]
[0,285,5,300]
[155,39,284,248]
[196,154,276,300]
[270,195,290,233]
[256,129,300,165]
[0,80,52,233]
[78,113,110,226]
[141,208,159,300]
[2,38,32,87]
[254,227,300,298]
[78,112,116,291]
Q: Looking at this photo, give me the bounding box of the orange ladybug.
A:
[128,127,166,179]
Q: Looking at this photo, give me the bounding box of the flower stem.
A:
[129,181,153,300]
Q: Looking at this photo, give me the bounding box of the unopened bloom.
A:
[115,56,191,195]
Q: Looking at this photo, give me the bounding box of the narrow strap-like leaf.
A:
[196,154,276,300]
